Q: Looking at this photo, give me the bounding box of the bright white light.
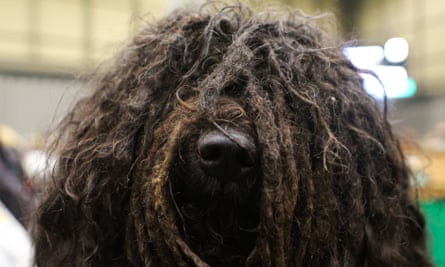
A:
[360,65,409,99]
[343,43,414,99]
[384,37,409,63]
[343,46,384,68]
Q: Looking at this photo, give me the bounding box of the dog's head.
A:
[33,4,433,267]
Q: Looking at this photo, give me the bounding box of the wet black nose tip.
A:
[198,129,256,180]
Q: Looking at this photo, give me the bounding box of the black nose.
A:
[198,129,256,180]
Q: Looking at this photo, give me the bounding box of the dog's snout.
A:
[198,129,256,180]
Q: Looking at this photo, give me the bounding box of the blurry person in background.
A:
[0,125,34,267]
[0,125,35,225]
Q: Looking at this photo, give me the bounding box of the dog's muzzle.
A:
[197,128,257,181]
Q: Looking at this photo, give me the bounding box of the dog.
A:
[32,4,433,267]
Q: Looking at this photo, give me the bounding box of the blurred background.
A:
[0,0,444,266]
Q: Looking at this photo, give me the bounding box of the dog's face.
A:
[169,98,261,265]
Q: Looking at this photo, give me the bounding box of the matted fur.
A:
[32,3,433,267]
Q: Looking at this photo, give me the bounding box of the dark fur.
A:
[32,3,433,267]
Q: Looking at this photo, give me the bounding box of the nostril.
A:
[200,144,222,162]
[198,129,256,180]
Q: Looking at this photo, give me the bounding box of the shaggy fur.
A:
[32,4,433,267]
